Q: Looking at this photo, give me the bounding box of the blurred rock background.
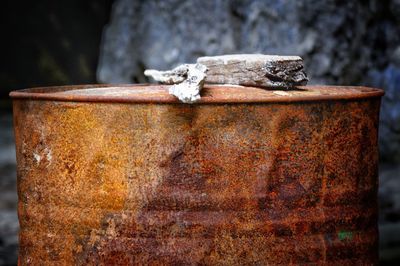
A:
[1,0,400,265]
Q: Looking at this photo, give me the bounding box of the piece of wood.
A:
[197,54,308,88]
[145,63,207,103]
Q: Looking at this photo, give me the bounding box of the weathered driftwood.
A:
[145,63,207,103]
[144,64,189,85]
[197,54,308,88]
[144,54,308,103]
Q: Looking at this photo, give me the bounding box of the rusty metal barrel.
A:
[11,84,384,265]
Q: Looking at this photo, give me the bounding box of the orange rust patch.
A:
[12,85,382,265]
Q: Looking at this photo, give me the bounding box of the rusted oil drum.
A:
[11,85,384,265]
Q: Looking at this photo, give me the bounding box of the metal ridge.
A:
[9,84,384,103]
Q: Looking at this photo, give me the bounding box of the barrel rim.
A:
[9,84,384,104]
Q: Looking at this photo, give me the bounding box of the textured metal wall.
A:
[12,85,382,265]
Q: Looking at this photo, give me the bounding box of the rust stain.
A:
[11,85,383,265]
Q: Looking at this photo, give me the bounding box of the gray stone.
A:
[0,113,18,266]
[379,163,400,265]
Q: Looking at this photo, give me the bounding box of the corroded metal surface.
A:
[10,84,383,103]
[12,85,383,265]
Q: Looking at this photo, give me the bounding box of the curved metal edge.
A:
[9,84,385,104]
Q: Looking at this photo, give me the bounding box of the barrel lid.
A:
[9,84,384,103]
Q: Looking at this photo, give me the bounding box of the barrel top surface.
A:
[9,84,384,103]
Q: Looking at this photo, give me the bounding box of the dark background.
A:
[1,0,400,265]
[0,0,114,265]
[0,0,114,99]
